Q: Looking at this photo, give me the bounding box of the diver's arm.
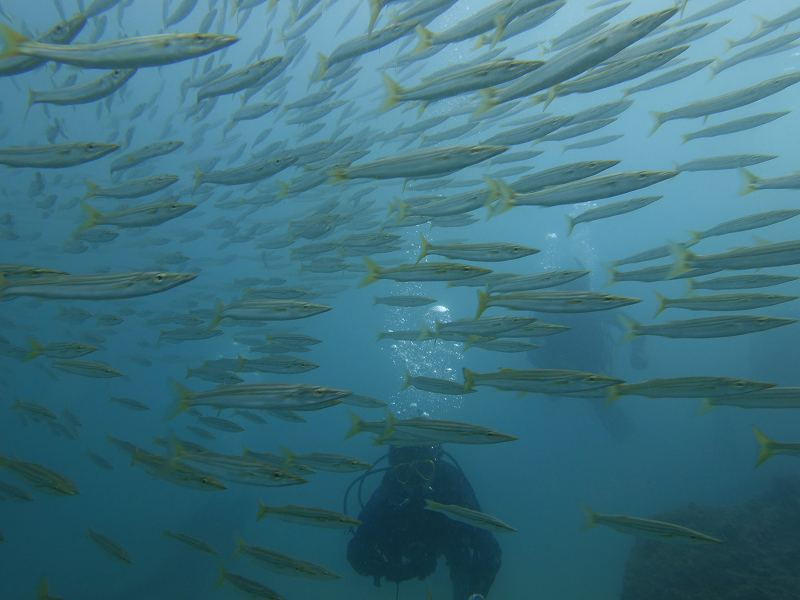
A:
[437,465,502,599]
[347,480,436,584]
[347,482,396,580]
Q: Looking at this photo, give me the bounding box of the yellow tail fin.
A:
[417,233,431,263]
[582,505,598,530]
[654,292,668,317]
[0,24,27,61]
[77,201,103,233]
[345,411,363,439]
[359,257,382,287]
[667,242,693,279]
[649,111,666,136]
[402,369,412,390]
[414,24,434,54]
[740,168,760,195]
[753,427,774,467]
[618,314,639,341]
[168,380,194,419]
[381,73,403,112]
[462,368,476,393]
[476,289,491,318]
[84,179,100,199]
[210,300,224,329]
[193,167,204,191]
[26,338,44,361]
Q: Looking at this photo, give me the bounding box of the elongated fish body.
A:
[333,145,507,180]
[0,454,78,495]
[486,7,677,107]
[613,263,716,283]
[496,171,677,212]
[742,170,800,193]
[464,367,623,394]
[383,60,543,108]
[692,209,800,241]
[110,140,183,173]
[0,142,118,168]
[163,530,216,555]
[653,73,800,132]
[85,174,178,199]
[29,68,136,107]
[0,28,239,69]
[218,568,283,600]
[378,416,518,445]
[729,6,800,48]
[197,56,282,101]
[506,160,619,193]
[321,19,417,73]
[677,154,776,172]
[709,387,800,410]
[217,299,332,322]
[585,508,722,543]
[547,45,688,102]
[404,372,475,395]
[418,0,553,48]
[425,499,516,533]
[196,153,297,187]
[549,2,631,52]
[624,315,796,339]
[232,101,279,121]
[625,59,714,96]
[361,258,491,285]
[257,502,361,528]
[80,200,195,229]
[238,540,340,580]
[399,189,492,218]
[0,271,196,300]
[489,270,589,293]
[682,111,789,143]
[568,196,661,233]
[437,316,538,339]
[483,115,574,146]
[486,0,565,46]
[613,377,773,400]
[538,117,616,142]
[419,238,539,263]
[713,31,800,76]
[165,0,199,27]
[676,240,800,273]
[181,63,232,97]
[657,292,796,314]
[610,21,707,65]
[53,359,122,378]
[680,0,746,24]
[0,13,86,76]
[477,290,640,317]
[172,382,349,413]
[689,274,799,291]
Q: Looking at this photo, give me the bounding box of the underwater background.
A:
[1,0,799,598]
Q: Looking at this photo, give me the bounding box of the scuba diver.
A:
[346,444,501,600]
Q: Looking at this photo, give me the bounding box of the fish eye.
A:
[87,143,96,150]
[154,273,166,282]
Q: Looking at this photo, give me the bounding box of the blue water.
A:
[1,0,799,598]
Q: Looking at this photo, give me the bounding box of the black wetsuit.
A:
[347,460,501,600]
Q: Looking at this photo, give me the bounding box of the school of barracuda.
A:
[0,0,799,597]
